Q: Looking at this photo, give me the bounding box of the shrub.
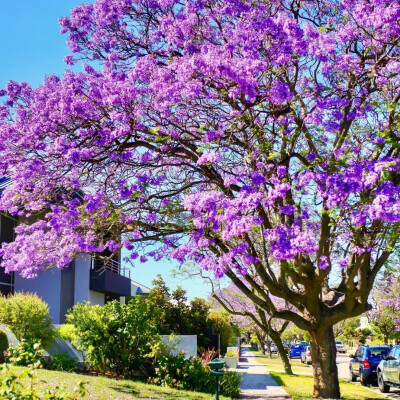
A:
[0,293,54,345]
[226,350,237,357]
[0,330,8,363]
[150,352,241,397]
[5,339,44,367]
[66,297,160,376]
[48,352,78,372]
[220,370,242,398]
[150,352,213,392]
[57,324,76,342]
[0,363,86,399]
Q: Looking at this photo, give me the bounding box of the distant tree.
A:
[368,277,400,344]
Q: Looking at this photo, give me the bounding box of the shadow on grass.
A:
[108,385,140,396]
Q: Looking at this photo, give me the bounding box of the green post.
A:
[208,358,225,400]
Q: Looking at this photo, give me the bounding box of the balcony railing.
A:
[90,255,131,279]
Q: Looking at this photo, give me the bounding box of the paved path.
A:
[237,347,291,400]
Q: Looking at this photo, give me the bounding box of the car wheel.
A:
[377,371,390,393]
[360,371,368,386]
[349,367,357,382]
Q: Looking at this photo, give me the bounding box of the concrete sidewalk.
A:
[237,347,291,400]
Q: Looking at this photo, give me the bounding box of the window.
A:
[388,347,396,358]
[369,348,390,358]
[356,347,364,358]
[394,347,400,360]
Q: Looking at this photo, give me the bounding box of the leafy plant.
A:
[48,352,78,372]
[5,340,44,367]
[0,293,54,345]
[0,330,8,363]
[66,297,160,376]
[200,348,219,363]
[57,325,76,342]
[0,363,86,399]
[226,350,237,357]
[220,370,242,398]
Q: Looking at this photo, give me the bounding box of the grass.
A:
[252,351,313,374]
[10,366,231,400]
[270,372,387,400]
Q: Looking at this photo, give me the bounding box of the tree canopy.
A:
[1,0,400,397]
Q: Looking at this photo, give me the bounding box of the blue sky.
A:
[0,0,214,300]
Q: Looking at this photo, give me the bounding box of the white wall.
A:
[89,290,105,306]
[160,335,197,358]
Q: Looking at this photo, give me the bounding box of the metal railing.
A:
[90,255,131,279]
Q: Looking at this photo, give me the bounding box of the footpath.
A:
[237,347,291,400]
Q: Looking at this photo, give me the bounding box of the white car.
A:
[301,346,312,365]
[269,343,278,353]
[335,340,347,353]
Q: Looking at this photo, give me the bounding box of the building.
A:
[0,177,142,324]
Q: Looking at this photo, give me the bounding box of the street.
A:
[336,353,400,399]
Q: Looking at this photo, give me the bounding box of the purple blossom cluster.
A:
[0,0,398,288]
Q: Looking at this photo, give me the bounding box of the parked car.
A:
[270,343,278,353]
[349,345,391,385]
[377,345,400,393]
[301,346,312,365]
[289,344,305,358]
[335,340,347,353]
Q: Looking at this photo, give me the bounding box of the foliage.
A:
[219,370,242,399]
[150,352,241,398]
[207,311,233,354]
[56,325,76,343]
[5,340,43,367]
[66,298,159,376]
[281,324,308,343]
[226,350,237,357]
[0,363,86,400]
[0,330,8,363]
[335,317,372,345]
[0,293,54,345]
[199,348,219,363]
[47,352,78,372]
[146,275,210,345]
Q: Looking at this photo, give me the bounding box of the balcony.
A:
[89,256,131,297]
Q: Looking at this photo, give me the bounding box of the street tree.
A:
[0,0,400,397]
[212,283,292,374]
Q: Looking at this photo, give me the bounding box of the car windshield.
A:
[292,345,302,348]
[368,348,389,358]
[335,341,343,344]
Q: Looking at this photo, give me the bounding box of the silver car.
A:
[301,345,312,365]
[335,340,347,353]
[377,345,400,393]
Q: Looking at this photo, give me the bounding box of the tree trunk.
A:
[384,333,389,345]
[269,329,293,375]
[309,325,340,399]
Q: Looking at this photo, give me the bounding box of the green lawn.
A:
[270,372,387,400]
[10,367,231,400]
[252,351,313,374]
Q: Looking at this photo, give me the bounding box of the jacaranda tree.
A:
[0,0,399,397]
[212,282,292,374]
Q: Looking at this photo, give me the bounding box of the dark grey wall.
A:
[0,214,16,294]
[60,263,75,323]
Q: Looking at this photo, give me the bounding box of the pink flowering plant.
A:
[1,0,400,397]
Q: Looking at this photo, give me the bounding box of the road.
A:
[336,353,400,399]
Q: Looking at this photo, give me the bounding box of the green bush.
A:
[226,350,237,357]
[150,352,241,397]
[0,292,54,345]
[0,363,85,399]
[48,352,78,372]
[66,297,160,377]
[220,370,242,398]
[150,352,214,392]
[5,339,44,367]
[0,330,8,363]
[57,324,76,342]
